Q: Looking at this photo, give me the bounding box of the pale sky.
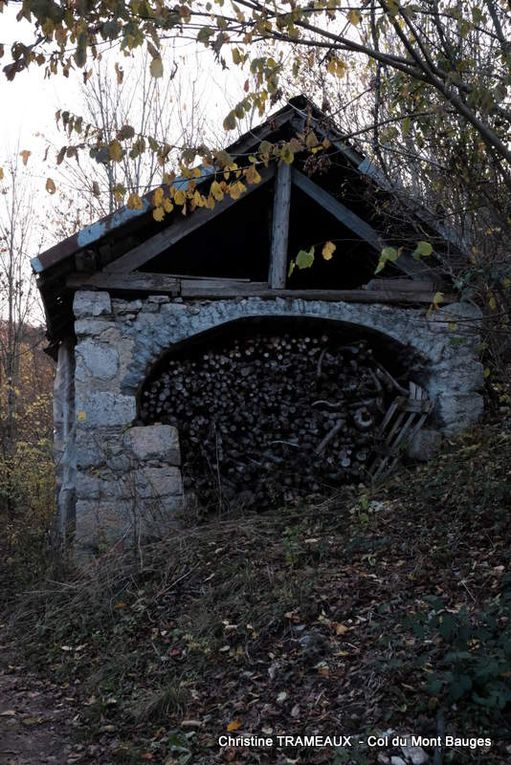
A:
[1,8,83,153]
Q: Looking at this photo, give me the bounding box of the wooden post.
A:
[269,162,292,288]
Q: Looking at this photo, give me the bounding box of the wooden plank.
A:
[180,285,457,303]
[67,271,457,304]
[269,162,292,288]
[107,164,276,274]
[66,272,180,294]
[365,278,436,292]
[161,273,250,282]
[181,280,268,298]
[291,169,434,280]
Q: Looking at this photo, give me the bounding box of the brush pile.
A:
[140,331,409,508]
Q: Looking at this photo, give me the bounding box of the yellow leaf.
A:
[227,720,242,732]
[45,177,56,194]
[322,241,336,261]
[153,206,165,222]
[347,8,362,25]
[20,149,31,166]
[280,144,294,165]
[163,197,174,213]
[245,164,261,185]
[210,180,224,202]
[326,57,347,78]
[127,192,144,210]
[334,622,349,635]
[77,411,87,422]
[109,140,123,162]
[0,167,4,180]
[192,190,205,208]
[173,188,186,206]
[150,56,163,78]
[488,294,497,310]
[228,180,246,200]
[432,291,444,309]
[153,186,164,206]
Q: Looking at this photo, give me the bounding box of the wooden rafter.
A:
[291,169,435,280]
[106,164,276,274]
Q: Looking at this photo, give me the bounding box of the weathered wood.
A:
[269,162,292,288]
[370,381,431,479]
[66,271,180,294]
[67,270,456,304]
[365,278,436,292]
[107,164,276,274]
[181,279,268,297]
[291,169,434,280]
[181,284,457,303]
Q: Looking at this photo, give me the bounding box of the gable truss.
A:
[68,158,448,303]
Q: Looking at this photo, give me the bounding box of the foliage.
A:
[0,325,55,595]
[2,2,510,207]
[407,595,511,712]
[6,409,511,762]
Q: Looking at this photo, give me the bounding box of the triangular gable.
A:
[34,95,457,350]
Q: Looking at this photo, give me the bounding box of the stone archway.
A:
[68,291,483,552]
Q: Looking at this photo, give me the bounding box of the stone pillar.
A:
[53,337,76,545]
[72,291,184,556]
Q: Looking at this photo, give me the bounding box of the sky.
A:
[0,7,250,324]
[0,7,249,161]
[1,8,83,153]
[0,7,252,256]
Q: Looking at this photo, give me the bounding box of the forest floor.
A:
[2,419,511,765]
[0,639,79,764]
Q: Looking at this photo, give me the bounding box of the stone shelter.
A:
[33,96,484,555]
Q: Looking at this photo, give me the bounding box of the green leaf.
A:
[295,247,315,270]
[449,673,472,701]
[375,246,398,274]
[197,26,213,43]
[412,240,433,259]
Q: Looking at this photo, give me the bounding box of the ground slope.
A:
[5,421,511,764]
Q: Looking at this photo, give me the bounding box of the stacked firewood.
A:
[140,332,408,508]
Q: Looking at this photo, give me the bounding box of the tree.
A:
[3,1,511,321]
[0,153,55,580]
[54,51,209,218]
[3,1,510,176]
[0,154,41,460]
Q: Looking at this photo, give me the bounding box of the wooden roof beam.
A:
[291,169,436,280]
[106,164,276,275]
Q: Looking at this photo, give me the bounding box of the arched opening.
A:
[138,317,427,510]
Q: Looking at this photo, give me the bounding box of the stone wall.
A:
[60,289,484,554]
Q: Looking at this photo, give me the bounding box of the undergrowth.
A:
[5,421,511,763]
